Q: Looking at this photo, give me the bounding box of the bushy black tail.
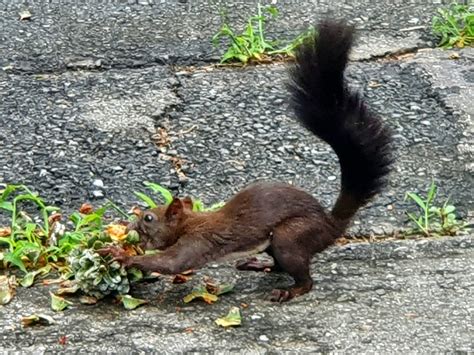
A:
[288,20,393,227]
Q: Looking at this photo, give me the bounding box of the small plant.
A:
[404,181,469,237]
[432,2,474,48]
[0,184,130,275]
[134,181,224,212]
[211,1,315,64]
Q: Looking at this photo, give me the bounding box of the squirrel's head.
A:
[127,197,193,250]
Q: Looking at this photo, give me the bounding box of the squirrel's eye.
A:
[144,214,154,223]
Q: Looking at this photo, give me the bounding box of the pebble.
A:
[93,179,104,188]
[259,335,269,342]
[92,190,104,198]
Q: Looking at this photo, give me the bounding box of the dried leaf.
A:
[172,274,190,284]
[48,213,62,225]
[20,265,51,288]
[20,272,37,288]
[121,295,148,310]
[79,296,98,305]
[128,205,142,216]
[79,203,94,214]
[21,314,55,327]
[0,227,12,237]
[183,286,218,304]
[58,335,67,345]
[0,275,16,305]
[50,292,73,312]
[205,281,234,295]
[55,283,79,295]
[19,9,32,20]
[106,224,128,241]
[215,307,241,327]
[42,276,65,285]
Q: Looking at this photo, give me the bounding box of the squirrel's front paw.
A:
[97,246,130,265]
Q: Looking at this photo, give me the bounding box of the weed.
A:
[404,181,470,237]
[212,1,315,64]
[432,2,474,48]
[0,184,128,274]
[134,181,224,212]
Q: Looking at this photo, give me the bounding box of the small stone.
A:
[93,179,104,188]
[92,190,104,198]
[375,289,386,296]
[328,175,337,181]
[259,335,269,342]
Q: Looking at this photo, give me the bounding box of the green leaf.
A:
[266,5,279,17]
[426,182,437,204]
[127,267,144,283]
[134,192,158,209]
[50,292,73,312]
[121,295,148,310]
[3,251,27,273]
[144,181,174,205]
[444,205,456,214]
[20,271,38,288]
[215,307,242,327]
[0,201,13,211]
[405,192,427,210]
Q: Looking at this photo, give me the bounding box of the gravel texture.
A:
[1,0,446,72]
[1,235,472,352]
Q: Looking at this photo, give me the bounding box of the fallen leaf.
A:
[172,274,190,284]
[0,275,16,305]
[55,283,79,295]
[368,81,382,88]
[183,286,218,304]
[106,224,128,241]
[205,281,234,296]
[79,203,94,214]
[20,265,51,288]
[0,227,12,237]
[50,292,73,312]
[121,295,148,310]
[21,314,55,327]
[240,303,249,309]
[42,277,65,285]
[19,9,32,20]
[48,213,62,225]
[183,327,193,333]
[20,272,37,288]
[79,296,98,305]
[215,307,241,328]
[449,52,460,60]
[58,335,67,345]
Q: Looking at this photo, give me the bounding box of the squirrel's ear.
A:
[182,197,194,210]
[165,197,184,220]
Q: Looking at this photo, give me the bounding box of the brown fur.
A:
[99,21,393,302]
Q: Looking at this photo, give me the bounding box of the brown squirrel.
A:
[99,21,393,302]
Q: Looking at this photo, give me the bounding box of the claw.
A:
[269,289,292,303]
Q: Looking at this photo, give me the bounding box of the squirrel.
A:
[99,20,393,302]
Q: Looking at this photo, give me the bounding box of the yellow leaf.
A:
[183,286,218,304]
[215,307,242,327]
[106,224,128,241]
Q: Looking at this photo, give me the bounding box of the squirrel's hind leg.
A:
[267,218,324,302]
